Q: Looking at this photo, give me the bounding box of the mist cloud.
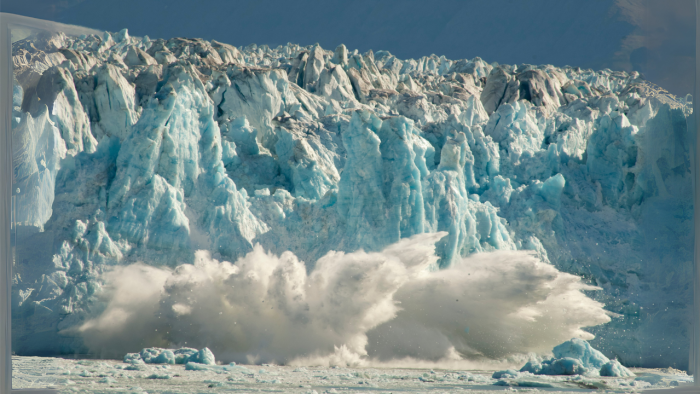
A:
[74,232,610,366]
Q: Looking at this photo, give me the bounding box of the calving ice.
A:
[74,236,608,366]
[10,28,693,369]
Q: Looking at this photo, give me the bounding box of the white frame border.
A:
[0,13,99,394]
[0,4,699,394]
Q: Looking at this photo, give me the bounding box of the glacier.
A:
[9,29,693,369]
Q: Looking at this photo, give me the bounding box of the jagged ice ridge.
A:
[10,28,694,368]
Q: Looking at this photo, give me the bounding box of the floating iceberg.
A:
[600,359,635,378]
[124,347,216,365]
[515,339,633,377]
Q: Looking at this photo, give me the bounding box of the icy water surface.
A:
[11,356,694,393]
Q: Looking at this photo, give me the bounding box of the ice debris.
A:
[600,359,634,377]
[492,369,520,379]
[520,357,587,376]
[185,362,250,372]
[124,347,215,365]
[514,338,633,377]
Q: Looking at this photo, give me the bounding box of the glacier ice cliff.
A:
[9,29,694,368]
[124,347,216,366]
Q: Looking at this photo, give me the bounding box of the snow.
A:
[10,28,693,373]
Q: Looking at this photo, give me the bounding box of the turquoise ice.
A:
[10,29,693,369]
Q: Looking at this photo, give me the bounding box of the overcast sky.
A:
[1,0,695,96]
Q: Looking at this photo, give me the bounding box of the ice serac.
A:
[378,116,429,243]
[516,69,564,113]
[275,120,341,200]
[9,30,695,369]
[12,107,67,228]
[211,40,244,64]
[303,45,325,92]
[481,66,512,115]
[336,110,386,250]
[93,64,139,140]
[124,46,157,67]
[107,64,266,258]
[317,65,355,103]
[423,128,514,267]
[29,66,97,154]
[216,66,297,147]
[106,80,191,254]
[585,112,638,206]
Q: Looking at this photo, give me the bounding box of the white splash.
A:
[76,232,610,366]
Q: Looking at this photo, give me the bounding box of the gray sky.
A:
[1,0,695,96]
